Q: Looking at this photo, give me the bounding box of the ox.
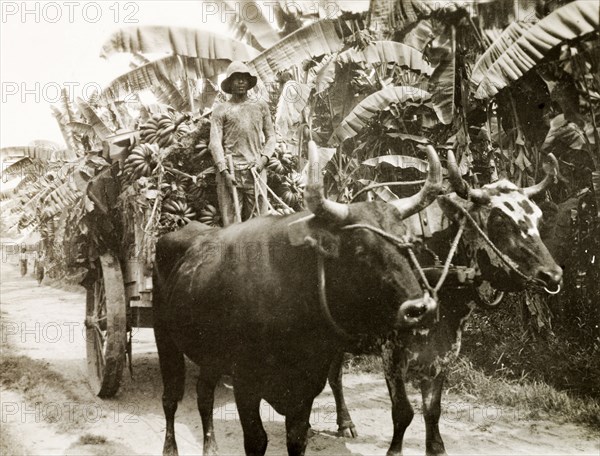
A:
[327,152,563,456]
[153,145,445,455]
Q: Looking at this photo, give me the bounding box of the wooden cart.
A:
[83,134,157,398]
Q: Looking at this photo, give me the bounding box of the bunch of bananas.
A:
[177,121,193,135]
[161,199,196,226]
[267,150,293,175]
[139,113,179,148]
[198,204,220,227]
[123,144,159,180]
[280,171,304,207]
[195,139,209,156]
[187,179,206,201]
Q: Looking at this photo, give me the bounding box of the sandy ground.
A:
[1,259,599,456]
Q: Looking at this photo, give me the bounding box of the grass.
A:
[346,352,600,432]
[0,351,93,431]
[446,357,600,431]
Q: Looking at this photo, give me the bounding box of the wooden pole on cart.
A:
[227,155,242,223]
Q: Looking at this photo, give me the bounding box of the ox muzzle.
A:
[533,264,563,295]
[396,293,438,328]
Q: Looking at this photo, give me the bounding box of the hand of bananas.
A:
[280,172,304,207]
[161,199,196,226]
[198,204,220,227]
[139,113,191,148]
[123,143,160,180]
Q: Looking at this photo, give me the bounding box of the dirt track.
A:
[1,260,598,456]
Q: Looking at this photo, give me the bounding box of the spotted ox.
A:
[152,145,444,456]
[328,152,563,456]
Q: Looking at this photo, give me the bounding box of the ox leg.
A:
[154,325,186,456]
[382,344,412,456]
[421,374,447,456]
[328,351,357,437]
[285,402,313,456]
[197,373,219,456]
[234,382,268,456]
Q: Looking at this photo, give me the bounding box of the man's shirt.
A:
[210,98,276,173]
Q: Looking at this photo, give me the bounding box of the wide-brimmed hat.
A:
[221,61,258,94]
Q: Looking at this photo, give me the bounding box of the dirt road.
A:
[1,261,598,455]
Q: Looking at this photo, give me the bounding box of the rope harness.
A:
[312,220,465,341]
[310,197,560,340]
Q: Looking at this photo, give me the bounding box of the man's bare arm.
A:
[209,108,227,173]
[261,102,276,159]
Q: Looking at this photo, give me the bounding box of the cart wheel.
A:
[85,252,127,398]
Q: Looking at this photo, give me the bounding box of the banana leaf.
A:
[221,0,283,50]
[367,0,398,35]
[473,0,600,100]
[102,55,230,103]
[0,146,66,161]
[249,18,362,82]
[67,122,95,136]
[12,173,40,193]
[337,41,434,76]
[357,179,399,202]
[28,140,62,151]
[362,155,429,172]
[0,177,22,200]
[1,157,36,177]
[152,75,190,112]
[427,24,455,125]
[541,115,599,151]
[51,106,77,151]
[41,180,81,220]
[60,88,76,124]
[76,98,113,140]
[275,81,311,142]
[100,26,260,61]
[401,18,435,52]
[330,86,433,144]
[470,21,535,89]
[308,54,336,94]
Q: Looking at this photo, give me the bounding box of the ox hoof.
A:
[338,424,358,438]
[163,444,178,456]
[426,449,448,456]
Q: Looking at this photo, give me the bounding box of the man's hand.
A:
[254,155,269,173]
[221,170,238,187]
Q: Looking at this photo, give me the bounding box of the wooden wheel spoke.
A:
[93,326,106,374]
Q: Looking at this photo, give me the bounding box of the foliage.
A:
[6,0,600,407]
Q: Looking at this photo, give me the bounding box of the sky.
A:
[0,0,369,150]
[0,1,222,148]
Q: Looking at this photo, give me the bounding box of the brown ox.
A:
[153,145,445,455]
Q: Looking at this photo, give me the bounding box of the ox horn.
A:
[388,145,443,218]
[305,140,349,222]
[523,153,559,198]
[447,150,490,205]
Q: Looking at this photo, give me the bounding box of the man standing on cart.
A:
[209,61,276,226]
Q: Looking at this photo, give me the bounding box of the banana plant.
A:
[471,0,600,212]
